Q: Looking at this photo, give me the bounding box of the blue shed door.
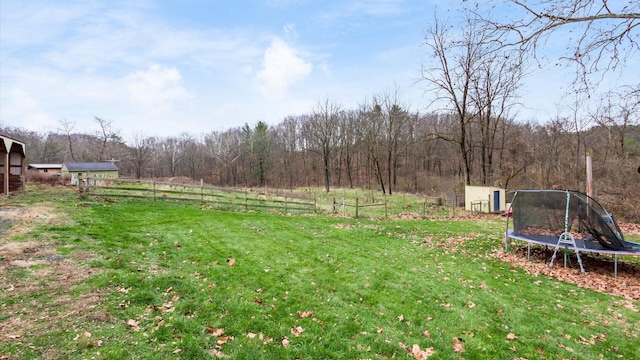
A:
[493,191,500,212]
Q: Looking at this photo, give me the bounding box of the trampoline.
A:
[504,189,640,277]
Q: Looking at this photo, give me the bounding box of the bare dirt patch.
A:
[0,203,69,239]
[0,202,103,350]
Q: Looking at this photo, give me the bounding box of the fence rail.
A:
[78,176,317,214]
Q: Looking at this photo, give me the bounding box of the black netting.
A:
[511,190,632,251]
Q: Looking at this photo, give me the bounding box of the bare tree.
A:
[378,90,410,195]
[274,116,302,188]
[357,99,386,193]
[93,116,120,161]
[305,99,342,192]
[128,132,155,179]
[470,0,640,90]
[470,51,523,185]
[159,137,181,177]
[205,130,242,186]
[589,88,640,157]
[338,110,359,189]
[59,119,77,161]
[179,133,203,180]
[422,16,493,185]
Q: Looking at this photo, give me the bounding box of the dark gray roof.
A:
[63,162,119,171]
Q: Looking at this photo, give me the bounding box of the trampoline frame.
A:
[504,189,640,278]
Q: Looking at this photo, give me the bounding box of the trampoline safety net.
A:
[510,190,632,251]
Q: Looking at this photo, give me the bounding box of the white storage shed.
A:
[465,185,506,213]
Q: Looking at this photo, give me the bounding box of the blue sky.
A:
[1,0,632,139]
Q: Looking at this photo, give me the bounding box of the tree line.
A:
[2,91,639,221]
[3,94,639,193]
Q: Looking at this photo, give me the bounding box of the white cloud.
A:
[2,88,56,131]
[125,65,189,111]
[255,38,312,100]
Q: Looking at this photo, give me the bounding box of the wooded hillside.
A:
[3,105,639,221]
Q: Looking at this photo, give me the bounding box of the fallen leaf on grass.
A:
[282,337,290,347]
[253,296,264,304]
[127,319,140,332]
[506,333,517,340]
[452,337,465,353]
[297,310,314,318]
[208,349,229,358]
[399,342,435,359]
[467,301,476,308]
[291,326,304,337]
[259,333,274,344]
[227,258,235,266]
[247,332,257,339]
[172,348,182,354]
[216,336,233,347]
[557,342,574,352]
[206,325,225,337]
[414,345,436,359]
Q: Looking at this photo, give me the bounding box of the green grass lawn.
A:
[1,187,639,359]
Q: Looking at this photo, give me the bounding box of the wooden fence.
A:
[78,177,462,219]
[78,177,317,214]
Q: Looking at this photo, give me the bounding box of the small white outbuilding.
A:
[465,185,506,213]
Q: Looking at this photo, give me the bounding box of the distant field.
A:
[1,186,638,359]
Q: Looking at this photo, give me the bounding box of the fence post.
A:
[245,190,248,211]
[355,197,359,219]
[333,197,336,213]
[384,198,388,219]
[200,179,204,205]
[423,200,427,218]
[285,193,288,213]
[153,179,156,201]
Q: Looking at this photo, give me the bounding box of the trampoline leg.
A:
[527,243,530,261]
[614,254,618,279]
[544,246,548,263]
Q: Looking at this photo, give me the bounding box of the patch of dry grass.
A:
[0,202,101,353]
